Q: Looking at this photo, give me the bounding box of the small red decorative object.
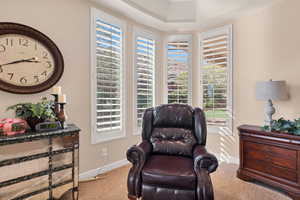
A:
[0,118,28,136]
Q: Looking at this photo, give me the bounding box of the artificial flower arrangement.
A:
[6,97,57,131]
[262,117,300,135]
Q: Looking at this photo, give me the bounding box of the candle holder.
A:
[57,103,67,129]
[51,94,60,115]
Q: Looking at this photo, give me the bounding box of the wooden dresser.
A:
[237,125,300,200]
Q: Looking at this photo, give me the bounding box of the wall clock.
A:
[0,22,64,94]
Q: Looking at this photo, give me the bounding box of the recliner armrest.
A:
[127,140,152,164]
[127,140,152,198]
[193,145,218,173]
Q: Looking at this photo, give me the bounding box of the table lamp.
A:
[256,80,288,131]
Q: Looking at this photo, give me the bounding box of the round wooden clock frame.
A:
[0,22,64,94]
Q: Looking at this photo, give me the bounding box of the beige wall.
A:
[1,0,299,174]
[204,0,300,161]
[0,0,163,173]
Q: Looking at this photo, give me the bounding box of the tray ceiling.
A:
[92,0,281,31]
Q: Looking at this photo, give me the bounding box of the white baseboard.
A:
[79,159,129,181]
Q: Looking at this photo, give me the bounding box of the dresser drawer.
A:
[244,158,297,182]
[244,141,297,170]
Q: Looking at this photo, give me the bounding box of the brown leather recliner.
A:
[127,104,218,200]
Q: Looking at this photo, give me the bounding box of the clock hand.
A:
[0,57,40,67]
[22,57,41,63]
[25,57,41,63]
[23,60,41,63]
[0,60,27,66]
[19,57,40,63]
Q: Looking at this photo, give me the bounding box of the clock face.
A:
[0,23,64,94]
[0,34,55,86]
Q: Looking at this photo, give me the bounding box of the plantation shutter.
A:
[95,18,123,132]
[135,36,155,127]
[167,38,191,104]
[200,26,232,127]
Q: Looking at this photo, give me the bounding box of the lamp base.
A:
[264,99,275,131]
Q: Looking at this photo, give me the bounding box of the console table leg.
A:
[72,140,76,200]
[49,137,53,199]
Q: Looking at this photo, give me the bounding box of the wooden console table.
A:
[0,124,80,200]
[237,125,300,200]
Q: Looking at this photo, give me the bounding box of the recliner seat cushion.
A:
[150,128,196,156]
[142,155,196,190]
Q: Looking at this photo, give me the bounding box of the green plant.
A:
[263,117,300,135]
[6,97,56,121]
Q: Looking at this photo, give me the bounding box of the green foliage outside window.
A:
[168,71,189,104]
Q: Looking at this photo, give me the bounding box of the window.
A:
[134,29,156,129]
[200,25,232,128]
[91,8,125,143]
[167,35,192,104]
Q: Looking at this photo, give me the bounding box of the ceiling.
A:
[92,0,281,31]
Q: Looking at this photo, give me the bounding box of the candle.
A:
[58,94,67,103]
[52,86,62,95]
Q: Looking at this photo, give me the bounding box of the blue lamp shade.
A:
[256,80,288,101]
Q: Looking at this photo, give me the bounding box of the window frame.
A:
[199,24,233,133]
[132,27,158,134]
[90,7,127,144]
[165,34,193,105]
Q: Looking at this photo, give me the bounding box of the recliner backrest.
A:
[141,104,207,157]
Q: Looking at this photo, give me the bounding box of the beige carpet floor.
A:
[69,162,291,200]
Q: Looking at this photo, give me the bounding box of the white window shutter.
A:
[95,18,123,132]
[167,36,191,104]
[135,36,155,128]
[200,25,232,127]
